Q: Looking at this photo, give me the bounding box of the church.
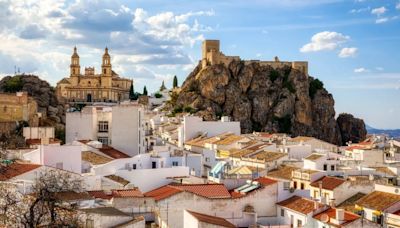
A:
[56,47,132,103]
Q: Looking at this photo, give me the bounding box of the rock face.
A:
[0,75,66,127]
[176,61,366,145]
[337,113,367,145]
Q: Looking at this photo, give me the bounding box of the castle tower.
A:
[101,47,112,87]
[70,46,80,86]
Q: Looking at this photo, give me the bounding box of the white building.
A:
[178,116,240,147]
[66,104,145,156]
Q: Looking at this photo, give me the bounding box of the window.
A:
[132,164,137,170]
[152,162,157,169]
[172,161,179,166]
[293,181,297,189]
[331,165,335,171]
[103,69,106,74]
[314,190,318,198]
[98,137,109,145]
[205,157,210,162]
[283,182,290,190]
[86,219,94,228]
[297,219,302,227]
[98,121,109,133]
[280,209,285,217]
[300,183,305,190]
[323,164,327,171]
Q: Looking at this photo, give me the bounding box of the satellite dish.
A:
[320,214,329,223]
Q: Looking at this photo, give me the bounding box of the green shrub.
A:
[269,70,280,82]
[183,106,196,114]
[309,78,324,99]
[154,93,163,98]
[4,76,23,93]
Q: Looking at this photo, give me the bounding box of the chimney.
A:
[336,209,345,222]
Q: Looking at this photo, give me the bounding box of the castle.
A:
[201,40,308,75]
[56,47,132,103]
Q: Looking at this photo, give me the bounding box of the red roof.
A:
[88,190,113,200]
[277,196,322,215]
[310,176,346,191]
[345,145,364,152]
[0,163,41,181]
[255,177,277,186]
[145,183,231,201]
[144,185,183,201]
[112,189,143,198]
[99,145,130,159]
[313,207,360,227]
[186,210,236,228]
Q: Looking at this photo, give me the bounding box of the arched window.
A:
[3,106,7,112]
[103,69,106,74]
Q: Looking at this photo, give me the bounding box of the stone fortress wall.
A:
[201,40,308,75]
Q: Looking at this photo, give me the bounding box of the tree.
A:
[129,83,135,100]
[0,169,83,227]
[173,75,178,88]
[159,80,166,91]
[143,86,148,96]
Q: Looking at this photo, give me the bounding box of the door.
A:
[152,161,157,169]
[87,93,92,102]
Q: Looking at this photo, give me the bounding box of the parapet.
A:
[84,67,95,76]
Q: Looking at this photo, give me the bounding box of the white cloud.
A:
[371,7,387,16]
[300,31,350,53]
[354,67,369,73]
[339,47,358,58]
[376,17,389,24]
[396,2,400,10]
[349,7,370,14]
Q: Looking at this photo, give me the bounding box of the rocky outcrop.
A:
[0,75,66,127]
[176,61,366,145]
[337,113,367,145]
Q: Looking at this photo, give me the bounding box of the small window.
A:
[103,69,106,74]
[280,209,285,217]
[152,161,157,169]
[297,219,302,227]
[300,183,305,190]
[98,137,109,145]
[293,181,297,189]
[323,164,327,171]
[283,182,290,190]
[205,157,210,162]
[132,164,137,170]
[331,165,335,171]
[172,161,179,166]
[98,121,109,133]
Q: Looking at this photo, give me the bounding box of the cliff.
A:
[0,75,66,127]
[176,61,366,145]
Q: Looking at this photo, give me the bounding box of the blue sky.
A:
[0,0,399,129]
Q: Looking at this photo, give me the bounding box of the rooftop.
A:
[186,210,236,228]
[104,175,130,186]
[305,153,325,161]
[337,192,366,213]
[356,191,400,211]
[0,162,41,181]
[277,196,322,215]
[310,176,346,191]
[313,207,360,227]
[82,151,113,165]
[98,145,130,159]
[267,165,298,180]
[80,207,130,217]
[250,151,286,162]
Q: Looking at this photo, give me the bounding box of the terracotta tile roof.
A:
[174,183,231,199]
[112,189,143,198]
[250,151,286,162]
[393,209,400,216]
[82,151,113,165]
[99,145,130,159]
[213,135,244,145]
[313,208,360,227]
[88,190,113,200]
[291,136,315,142]
[145,183,231,201]
[371,167,396,176]
[55,191,94,201]
[310,176,346,191]
[345,145,365,151]
[267,165,298,180]
[230,190,245,199]
[356,191,400,211]
[0,162,41,181]
[254,177,277,187]
[104,175,130,186]
[186,210,236,228]
[337,192,366,213]
[277,196,322,215]
[144,185,183,201]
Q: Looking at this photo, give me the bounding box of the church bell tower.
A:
[70,46,80,86]
[101,47,112,87]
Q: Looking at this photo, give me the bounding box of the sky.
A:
[0,0,399,129]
